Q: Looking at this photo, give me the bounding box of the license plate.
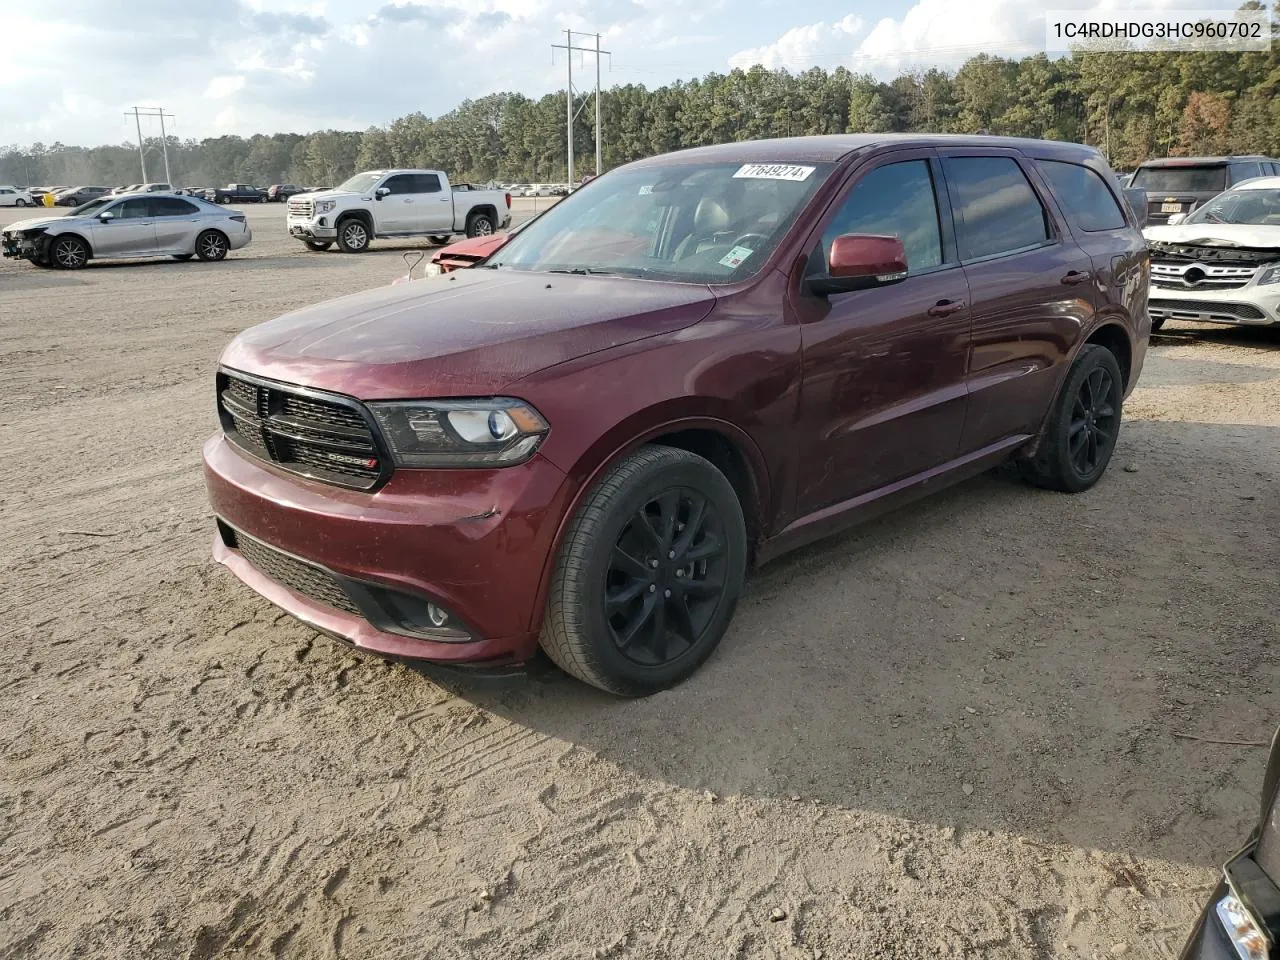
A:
[290,225,304,235]
[1161,202,1182,213]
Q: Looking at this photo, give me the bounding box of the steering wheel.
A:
[729,233,769,250]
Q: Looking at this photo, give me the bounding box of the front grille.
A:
[218,370,385,490]
[1149,298,1268,323]
[1149,242,1280,265]
[222,524,360,615]
[288,198,313,218]
[1151,260,1257,290]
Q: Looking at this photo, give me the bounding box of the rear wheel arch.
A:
[1084,321,1133,392]
[528,414,770,638]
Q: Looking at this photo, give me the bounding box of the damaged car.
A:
[1,193,252,269]
[1144,176,1280,330]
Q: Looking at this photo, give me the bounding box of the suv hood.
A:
[1144,223,1280,249]
[3,215,65,233]
[293,189,360,203]
[221,269,717,399]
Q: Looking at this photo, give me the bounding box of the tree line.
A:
[5,16,1279,189]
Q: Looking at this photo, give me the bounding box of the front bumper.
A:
[1,231,45,261]
[1149,283,1280,326]
[202,433,573,664]
[287,216,338,241]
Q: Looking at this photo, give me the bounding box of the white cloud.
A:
[205,76,247,100]
[728,14,864,70]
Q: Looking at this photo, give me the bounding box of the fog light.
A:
[1216,893,1271,960]
[427,603,449,628]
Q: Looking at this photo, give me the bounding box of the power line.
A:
[552,30,611,182]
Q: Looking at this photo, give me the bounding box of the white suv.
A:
[0,186,35,207]
[1144,176,1280,329]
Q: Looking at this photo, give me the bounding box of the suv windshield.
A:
[1185,187,1280,225]
[489,161,833,284]
[336,172,383,194]
[1132,165,1227,193]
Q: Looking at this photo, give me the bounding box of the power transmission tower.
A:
[125,106,176,185]
[551,30,611,183]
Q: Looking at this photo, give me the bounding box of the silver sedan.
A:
[1,193,253,269]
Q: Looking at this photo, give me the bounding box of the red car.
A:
[426,230,511,273]
[204,134,1149,695]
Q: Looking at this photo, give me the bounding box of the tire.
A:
[49,234,89,270]
[1150,317,1166,332]
[195,230,229,262]
[304,240,332,252]
[430,235,452,245]
[218,196,229,204]
[541,445,748,697]
[172,253,194,261]
[465,212,494,238]
[1018,344,1124,493]
[336,217,371,253]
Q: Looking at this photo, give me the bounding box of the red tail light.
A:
[505,192,511,209]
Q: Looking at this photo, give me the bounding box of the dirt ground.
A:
[2,202,1278,960]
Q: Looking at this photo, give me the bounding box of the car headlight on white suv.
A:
[315,200,336,215]
[1255,264,1280,286]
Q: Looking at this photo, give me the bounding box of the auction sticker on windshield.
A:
[719,245,755,268]
[733,163,815,181]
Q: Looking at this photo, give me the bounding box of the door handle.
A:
[439,198,451,202]
[1061,270,1092,285]
[927,299,966,317]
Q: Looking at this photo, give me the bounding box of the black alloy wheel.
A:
[605,487,727,666]
[1069,365,1119,477]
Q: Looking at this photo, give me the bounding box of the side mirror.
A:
[375,187,390,200]
[1166,212,1186,226]
[98,211,115,222]
[808,234,908,297]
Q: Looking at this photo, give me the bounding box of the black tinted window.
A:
[412,174,441,193]
[150,197,199,217]
[1038,160,1127,232]
[1231,162,1263,183]
[1131,165,1226,192]
[821,160,942,274]
[945,157,1050,260]
[382,175,414,195]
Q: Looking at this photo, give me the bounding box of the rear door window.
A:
[943,156,1050,260]
[1131,165,1227,192]
[150,197,199,217]
[1038,160,1127,231]
[411,174,442,193]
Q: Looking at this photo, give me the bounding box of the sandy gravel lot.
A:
[2,202,1278,960]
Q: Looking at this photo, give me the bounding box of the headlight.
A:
[369,398,548,468]
[424,262,443,276]
[315,200,336,214]
[1255,264,1280,286]
[1215,893,1269,960]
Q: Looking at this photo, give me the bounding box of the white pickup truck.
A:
[286,169,511,253]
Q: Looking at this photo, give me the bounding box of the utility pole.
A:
[551,31,610,183]
[125,106,176,184]
[131,107,147,182]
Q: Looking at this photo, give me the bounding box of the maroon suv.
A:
[204,134,1150,696]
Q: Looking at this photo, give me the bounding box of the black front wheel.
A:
[304,240,332,252]
[336,218,370,253]
[430,235,452,245]
[49,235,89,269]
[541,445,747,696]
[1019,344,1124,492]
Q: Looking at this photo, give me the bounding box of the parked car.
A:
[2,193,252,269]
[285,169,510,253]
[112,184,143,196]
[1179,727,1279,960]
[0,185,36,207]
[1130,155,1280,225]
[140,182,172,193]
[206,183,267,204]
[203,134,1147,695]
[424,229,515,274]
[266,184,302,202]
[55,186,112,206]
[1143,175,1280,331]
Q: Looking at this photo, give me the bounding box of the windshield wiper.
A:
[547,267,617,276]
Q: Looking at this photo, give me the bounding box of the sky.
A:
[0,0,1243,148]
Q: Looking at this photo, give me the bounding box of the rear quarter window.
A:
[1038,160,1128,232]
